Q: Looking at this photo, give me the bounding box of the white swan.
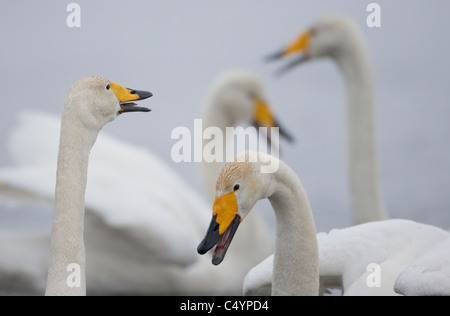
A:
[243,220,450,296]
[45,76,152,296]
[196,152,450,296]
[201,70,293,202]
[394,237,450,296]
[250,14,450,296]
[269,14,387,225]
[0,71,288,295]
[197,151,319,296]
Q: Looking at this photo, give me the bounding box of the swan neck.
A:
[268,161,319,296]
[45,114,99,296]
[336,38,387,224]
[201,100,235,203]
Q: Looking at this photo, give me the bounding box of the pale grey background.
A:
[0,0,449,235]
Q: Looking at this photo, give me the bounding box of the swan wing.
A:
[394,237,450,296]
[0,111,210,266]
[243,220,450,296]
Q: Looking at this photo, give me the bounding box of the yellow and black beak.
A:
[197,191,241,266]
[252,98,294,143]
[267,30,312,76]
[110,82,153,114]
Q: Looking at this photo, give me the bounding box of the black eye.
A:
[106,84,110,90]
[234,184,240,191]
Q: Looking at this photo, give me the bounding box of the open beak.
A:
[110,82,153,114]
[266,30,311,76]
[197,214,241,265]
[197,191,241,265]
[252,98,294,144]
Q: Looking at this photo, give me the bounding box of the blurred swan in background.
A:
[243,219,450,296]
[0,70,288,295]
[269,14,387,225]
[201,70,293,202]
[45,77,152,296]
[394,237,450,296]
[241,15,450,296]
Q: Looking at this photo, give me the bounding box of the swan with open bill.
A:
[0,70,290,295]
[45,76,152,296]
[198,151,319,296]
[268,14,387,225]
[195,152,449,296]
[240,14,450,296]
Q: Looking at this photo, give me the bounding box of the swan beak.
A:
[253,98,294,143]
[197,192,241,266]
[266,30,311,76]
[110,82,153,113]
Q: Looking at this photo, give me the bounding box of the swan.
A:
[268,15,387,225]
[197,151,319,296]
[0,71,289,295]
[196,151,450,296]
[44,76,152,296]
[201,70,293,202]
[243,220,450,296]
[251,14,450,296]
[394,237,450,296]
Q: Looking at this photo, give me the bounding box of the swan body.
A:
[394,237,450,296]
[197,151,319,296]
[270,15,387,225]
[243,219,450,296]
[0,71,288,295]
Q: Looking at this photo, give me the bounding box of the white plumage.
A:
[0,71,280,295]
[394,237,450,296]
[243,219,450,296]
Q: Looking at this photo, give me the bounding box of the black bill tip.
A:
[274,55,310,77]
[119,103,152,113]
[265,50,286,62]
[197,214,221,255]
[197,214,242,266]
[128,89,153,101]
[212,256,224,266]
[278,123,295,143]
[119,90,153,114]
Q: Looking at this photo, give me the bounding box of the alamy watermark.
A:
[367,3,381,28]
[66,263,81,288]
[66,3,381,29]
[66,3,81,28]
[171,119,280,173]
[366,263,381,288]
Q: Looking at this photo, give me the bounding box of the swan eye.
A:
[234,184,240,191]
[106,84,110,90]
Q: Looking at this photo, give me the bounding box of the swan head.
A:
[197,151,274,265]
[267,15,363,74]
[208,70,294,142]
[64,76,152,129]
